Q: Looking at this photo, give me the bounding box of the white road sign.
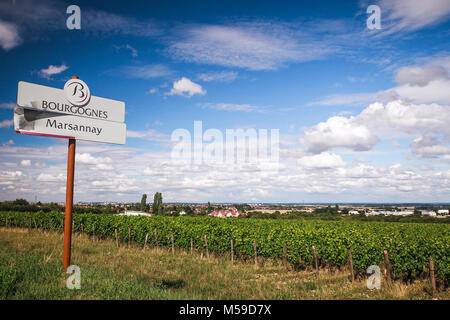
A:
[17,81,125,123]
[14,107,126,145]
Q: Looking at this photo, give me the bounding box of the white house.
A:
[118,209,152,217]
[438,209,449,215]
[421,211,436,216]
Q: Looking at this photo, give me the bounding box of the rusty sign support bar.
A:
[63,76,78,271]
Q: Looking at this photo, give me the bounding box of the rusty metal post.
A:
[63,137,76,271]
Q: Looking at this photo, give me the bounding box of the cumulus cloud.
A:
[168,77,206,97]
[357,101,450,138]
[386,78,450,105]
[395,65,448,86]
[37,173,64,182]
[310,56,450,106]
[297,152,346,169]
[301,99,450,161]
[300,116,379,153]
[410,136,450,158]
[0,20,21,50]
[20,160,31,167]
[76,153,112,165]
[1,139,449,202]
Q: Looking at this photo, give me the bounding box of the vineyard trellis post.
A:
[312,245,319,278]
[171,233,175,254]
[253,240,258,268]
[348,250,354,282]
[115,228,118,248]
[204,235,210,261]
[231,239,234,265]
[384,250,391,283]
[430,257,437,297]
[144,233,149,250]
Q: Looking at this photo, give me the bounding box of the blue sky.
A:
[0,0,450,203]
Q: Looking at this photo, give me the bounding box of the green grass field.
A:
[1,227,448,300]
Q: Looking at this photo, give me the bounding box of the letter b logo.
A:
[64,79,91,107]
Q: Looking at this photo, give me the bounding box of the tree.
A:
[13,199,29,206]
[207,201,212,214]
[152,192,163,215]
[140,194,148,212]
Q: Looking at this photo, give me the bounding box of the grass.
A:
[0,227,448,300]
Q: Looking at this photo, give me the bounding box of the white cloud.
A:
[168,22,333,70]
[114,44,138,57]
[410,136,450,158]
[39,64,68,78]
[20,160,31,167]
[300,116,379,153]
[301,99,450,161]
[122,64,172,79]
[310,56,450,106]
[147,88,158,94]
[127,129,168,142]
[3,140,14,146]
[297,152,346,169]
[197,71,238,82]
[308,92,380,106]
[0,102,15,109]
[356,101,450,138]
[1,139,450,202]
[0,170,22,179]
[378,0,450,35]
[76,153,112,165]
[0,20,21,50]
[125,44,138,57]
[168,77,206,97]
[395,65,448,86]
[37,173,64,182]
[0,119,13,128]
[199,103,268,113]
[385,78,450,105]
[83,9,161,37]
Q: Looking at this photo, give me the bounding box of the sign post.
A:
[15,75,126,271]
[63,137,76,270]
